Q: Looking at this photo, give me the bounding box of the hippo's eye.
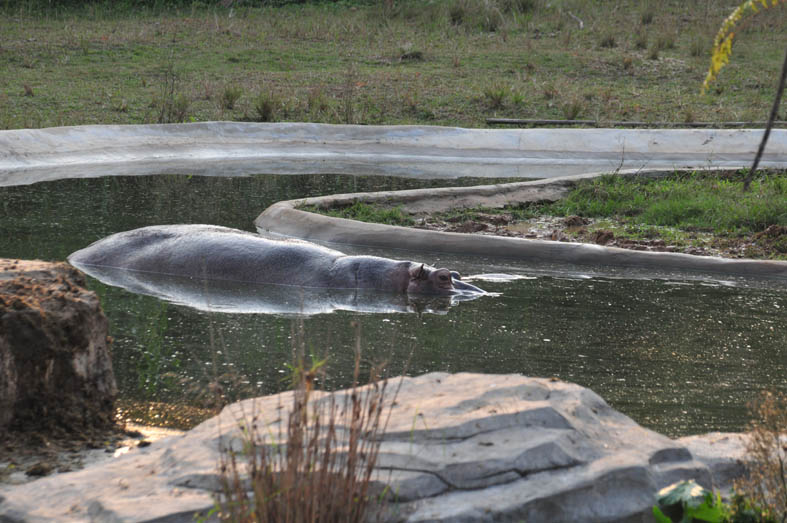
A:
[438,274,450,282]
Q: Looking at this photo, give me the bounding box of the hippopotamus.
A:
[67,225,485,297]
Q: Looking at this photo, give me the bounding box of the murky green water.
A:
[1,174,785,437]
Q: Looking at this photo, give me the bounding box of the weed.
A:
[655,391,787,522]
[653,480,727,523]
[634,32,649,50]
[689,36,705,58]
[648,31,677,60]
[153,63,190,124]
[655,32,676,51]
[216,346,393,522]
[449,0,504,32]
[733,391,787,521]
[307,86,332,118]
[484,84,508,109]
[201,79,214,101]
[341,63,358,125]
[599,33,617,49]
[221,85,243,110]
[561,96,584,120]
[648,43,661,61]
[253,90,278,122]
[542,82,558,100]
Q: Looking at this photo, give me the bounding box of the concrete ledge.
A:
[1,123,786,186]
[254,175,787,281]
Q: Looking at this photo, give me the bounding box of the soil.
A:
[0,421,183,486]
[415,214,787,260]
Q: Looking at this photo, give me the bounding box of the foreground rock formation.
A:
[0,373,747,522]
[0,259,116,434]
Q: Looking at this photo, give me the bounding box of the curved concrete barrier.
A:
[254,175,787,280]
[2,122,785,279]
[1,123,786,186]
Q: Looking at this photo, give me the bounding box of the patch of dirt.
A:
[0,423,129,485]
[0,420,183,486]
[416,214,787,260]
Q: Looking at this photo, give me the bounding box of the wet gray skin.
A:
[65,264,479,316]
[67,224,486,299]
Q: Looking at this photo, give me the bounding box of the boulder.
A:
[0,259,116,435]
[0,372,750,522]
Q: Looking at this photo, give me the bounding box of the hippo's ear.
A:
[410,264,427,280]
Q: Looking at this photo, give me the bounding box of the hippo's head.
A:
[407,264,485,295]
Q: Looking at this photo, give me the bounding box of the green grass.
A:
[546,171,787,234]
[0,0,784,129]
[301,201,415,227]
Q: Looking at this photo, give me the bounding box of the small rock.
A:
[593,230,615,245]
[450,221,488,233]
[485,213,513,226]
[564,215,588,227]
[755,224,786,239]
[25,461,53,477]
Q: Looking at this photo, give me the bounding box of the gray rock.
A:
[676,432,750,495]
[0,259,116,434]
[0,373,749,522]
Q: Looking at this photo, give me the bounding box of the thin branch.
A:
[566,11,584,29]
[744,45,787,191]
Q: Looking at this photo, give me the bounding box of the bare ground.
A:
[415,213,787,260]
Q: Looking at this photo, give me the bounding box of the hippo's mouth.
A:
[450,279,486,295]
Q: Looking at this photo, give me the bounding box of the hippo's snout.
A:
[451,278,485,294]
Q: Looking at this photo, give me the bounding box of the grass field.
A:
[1,0,785,130]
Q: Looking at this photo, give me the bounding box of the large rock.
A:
[0,373,749,522]
[0,259,116,434]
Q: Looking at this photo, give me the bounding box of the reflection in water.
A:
[73,264,481,316]
[1,174,786,437]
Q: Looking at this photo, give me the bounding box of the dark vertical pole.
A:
[744,46,787,191]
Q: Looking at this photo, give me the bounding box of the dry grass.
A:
[215,342,393,522]
[735,391,787,521]
[0,0,784,129]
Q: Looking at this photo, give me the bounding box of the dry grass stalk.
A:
[216,357,390,522]
[735,390,787,522]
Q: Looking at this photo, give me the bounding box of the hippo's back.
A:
[68,224,345,286]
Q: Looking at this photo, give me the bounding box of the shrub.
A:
[484,84,507,109]
[734,391,787,521]
[215,357,392,522]
[448,0,504,32]
[599,34,617,49]
[221,85,243,110]
[253,91,278,122]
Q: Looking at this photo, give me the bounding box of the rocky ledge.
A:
[0,259,116,435]
[0,372,748,522]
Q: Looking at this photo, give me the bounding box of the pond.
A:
[1,173,785,438]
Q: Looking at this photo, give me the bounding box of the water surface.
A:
[1,174,784,437]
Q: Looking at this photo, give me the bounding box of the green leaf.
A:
[657,480,710,509]
[652,505,673,523]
